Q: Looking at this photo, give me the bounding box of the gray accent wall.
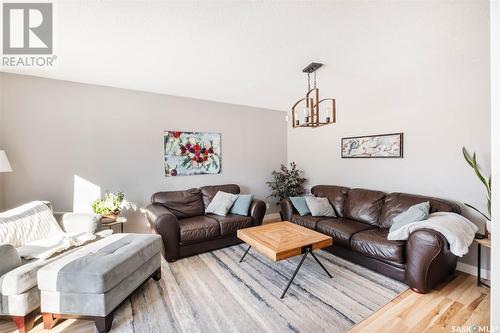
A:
[0,73,287,232]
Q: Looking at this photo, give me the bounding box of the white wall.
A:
[287,2,490,269]
[0,73,287,232]
[490,0,499,329]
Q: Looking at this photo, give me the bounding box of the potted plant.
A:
[266,162,307,202]
[462,147,491,235]
[91,192,135,219]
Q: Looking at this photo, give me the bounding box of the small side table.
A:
[101,216,127,233]
[475,238,491,288]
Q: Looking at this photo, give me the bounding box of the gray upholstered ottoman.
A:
[37,233,162,333]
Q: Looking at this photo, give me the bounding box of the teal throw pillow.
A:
[389,201,430,233]
[229,194,254,216]
[290,196,311,216]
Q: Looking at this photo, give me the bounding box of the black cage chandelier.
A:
[291,62,336,128]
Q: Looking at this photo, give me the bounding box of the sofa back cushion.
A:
[343,188,386,226]
[151,189,204,218]
[200,184,240,209]
[379,192,460,229]
[311,185,349,217]
[0,201,62,247]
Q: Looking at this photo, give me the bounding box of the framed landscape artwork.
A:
[164,131,221,176]
[341,133,403,158]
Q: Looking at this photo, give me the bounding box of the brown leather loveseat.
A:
[146,184,266,262]
[280,185,461,293]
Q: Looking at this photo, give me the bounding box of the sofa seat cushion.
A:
[37,234,162,294]
[207,214,253,235]
[2,232,114,295]
[178,216,220,244]
[0,257,52,296]
[351,229,406,264]
[291,214,328,230]
[0,244,88,296]
[316,218,375,248]
[291,214,326,230]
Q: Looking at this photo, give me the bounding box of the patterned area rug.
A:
[109,244,408,333]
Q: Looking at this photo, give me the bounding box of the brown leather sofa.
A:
[280,185,461,293]
[145,184,266,262]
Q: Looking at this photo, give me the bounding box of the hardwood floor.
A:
[349,272,490,333]
[0,271,489,333]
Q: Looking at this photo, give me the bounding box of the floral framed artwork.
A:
[164,131,221,176]
[341,133,403,158]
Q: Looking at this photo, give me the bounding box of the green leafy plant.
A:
[266,162,307,201]
[462,147,491,221]
[91,192,127,215]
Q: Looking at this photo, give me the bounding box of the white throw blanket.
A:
[16,232,96,260]
[387,212,479,257]
[0,201,96,260]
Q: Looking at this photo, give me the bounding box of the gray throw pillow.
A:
[305,196,336,217]
[389,201,430,233]
[205,191,238,216]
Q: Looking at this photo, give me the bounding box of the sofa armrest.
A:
[144,203,180,261]
[0,244,22,277]
[280,198,295,221]
[249,199,266,226]
[54,212,102,234]
[405,228,458,293]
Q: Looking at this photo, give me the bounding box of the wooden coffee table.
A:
[237,221,333,298]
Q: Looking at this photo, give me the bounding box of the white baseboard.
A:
[263,213,280,221]
[456,262,490,280]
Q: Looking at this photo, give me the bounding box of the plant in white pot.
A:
[462,147,491,235]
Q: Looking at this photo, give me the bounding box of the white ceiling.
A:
[1,1,485,111]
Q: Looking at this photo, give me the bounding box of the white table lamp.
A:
[0,151,13,172]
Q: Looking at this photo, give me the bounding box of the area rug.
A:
[106,244,408,333]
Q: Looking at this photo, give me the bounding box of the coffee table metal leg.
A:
[309,250,333,278]
[280,251,309,299]
[239,245,252,263]
[477,243,481,286]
